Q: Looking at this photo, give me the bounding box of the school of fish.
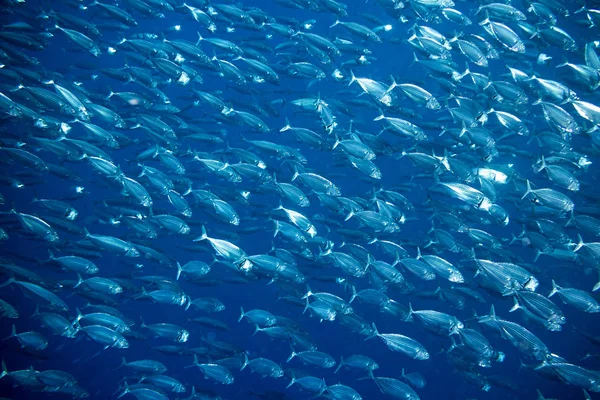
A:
[1,0,600,399]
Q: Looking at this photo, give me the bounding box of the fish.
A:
[3,324,49,351]
[366,323,430,360]
[0,278,68,311]
[286,349,336,368]
[186,355,234,385]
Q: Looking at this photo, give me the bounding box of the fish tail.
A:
[302,297,310,315]
[334,356,343,373]
[509,297,520,312]
[0,277,15,288]
[521,179,533,200]
[405,303,414,322]
[548,280,559,297]
[373,110,385,121]
[176,262,182,280]
[240,353,248,371]
[348,69,357,87]
[279,117,291,132]
[0,360,7,379]
[348,285,357,304]
[193,226,208,242]
[286,349,296,363]
[252,324,261,337]
[357,368,375,381]
[73,273,83,289]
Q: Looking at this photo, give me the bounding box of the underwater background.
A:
[1,0,600,399]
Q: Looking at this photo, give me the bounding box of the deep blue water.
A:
[1,0,600,399]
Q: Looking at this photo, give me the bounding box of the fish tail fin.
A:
[334,356,343,373]
[573,234,584,252]
[478,305,497,324]
[447,335,459,353]
[183,355,196,369]
[273,199,284,211]
[410,52,419,67]
[290,168,301,182]
[364,322,379,341]
[348,69,357,87]
[176,262,182,281]
[194,225,208,242]
[478,11,490,26]
[2,325,16,342]
[307,79,319,90]
[373,110,385,121]
[344,210,354,221]
[240,353,248,371]
[302,296,310,314]
[73,273,83,289]
[30,305,40,319]
[348,285,357,304]
[521,179,533,199]
[133,286,148,300]
[279,117,291,132]
[385,75,397,94]
[509,297,520,312]
[357,368,375,381]
[332,134,341,150]
[565,210,575,227]
[555,59,569,68]
[74,307,83,323]
[115,357,126,370]
[529,29,539,40]
[405,302,414,322]
[540,155,547,172]
[286,377,296,388]
[301,284,312,300]
[286,350,296,363]
[548,280,559,297]
[0,360,7,379]
[593,272,600,292]
[330,19,340,28]
[238,307,245,322]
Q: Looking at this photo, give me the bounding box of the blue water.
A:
[1,0,600,399]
